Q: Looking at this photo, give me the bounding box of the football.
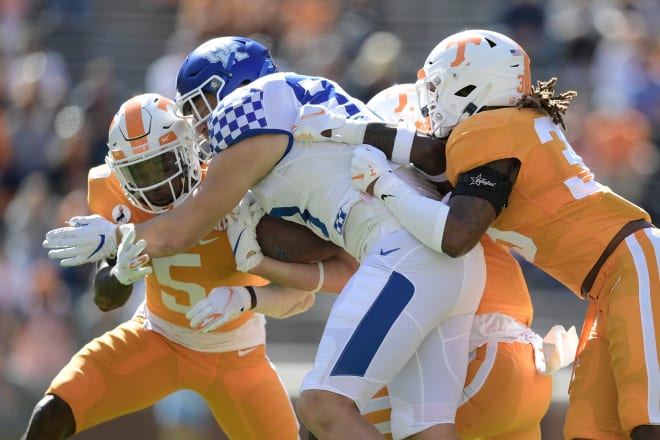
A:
[256,214,340,263]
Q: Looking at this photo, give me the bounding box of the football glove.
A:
[43,215,119,266]
[187,286,253,333]
[227,194,265,272]
[350,145,392,195]
[110,224,152,285]
[292,104,367,144]
[542,325,578,375]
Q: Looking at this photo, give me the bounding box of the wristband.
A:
[313,261,325,292]
[245,285,257,309]
[391,126,415,164]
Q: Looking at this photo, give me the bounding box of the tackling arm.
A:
[251,250,359,294]
[251,284,317,319]
[362,123,447,177]
[374,172,497,257]
[134,133,289,257]
[354,147,516,257]
[293,105,446,175]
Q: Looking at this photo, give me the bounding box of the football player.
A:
[358,83,570,440]
[23,92,357,440]
[43,36,489,439]
[297,29,660,440]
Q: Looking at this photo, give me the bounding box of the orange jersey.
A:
[87,164,267,330]
[478,235,533,325]
[446,108,650,296]
[395,164,533,324]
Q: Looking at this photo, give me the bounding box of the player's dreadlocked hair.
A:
[518,77,577,130]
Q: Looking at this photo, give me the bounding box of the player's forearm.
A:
[362,123,446,175]
[134,214,200,258]
[407,133,447,176]
[252,284,316,319]
[252,257,328,293]
[252,252,357,294]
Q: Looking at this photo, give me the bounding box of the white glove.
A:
[350,145,392,194]
[292,104,367,144]
[186,286,253,333]
[43,215,119,266]
[542,325,579,375]
[110,224,152,285]
[227,194,265,272]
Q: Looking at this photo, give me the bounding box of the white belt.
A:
[133,301,266,353]
[470,313,578,375]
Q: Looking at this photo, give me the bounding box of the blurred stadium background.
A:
[0,0,658,438]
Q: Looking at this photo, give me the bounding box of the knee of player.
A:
[296,391,317,424]
[297,390,335,428]
[25,394,75,437]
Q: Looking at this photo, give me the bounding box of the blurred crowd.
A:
[0,0,658,438]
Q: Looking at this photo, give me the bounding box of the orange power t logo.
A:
[445,36,482,67]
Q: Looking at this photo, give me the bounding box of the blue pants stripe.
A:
[330,271,414,377]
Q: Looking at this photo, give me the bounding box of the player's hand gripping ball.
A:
[255,215,340,263]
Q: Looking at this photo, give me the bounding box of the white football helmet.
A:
[367,83,431,132]
[106,93,202,214]
[416,29,531,138]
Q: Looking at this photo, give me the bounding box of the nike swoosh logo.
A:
[87,234,105,257]
[198,237,220,246]
[237,346,259,357]
[379,247,400,256]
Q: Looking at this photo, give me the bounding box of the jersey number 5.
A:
[152,254,206,313]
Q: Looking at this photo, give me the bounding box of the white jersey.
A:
[208,72,400,260]
[207,72,488,437]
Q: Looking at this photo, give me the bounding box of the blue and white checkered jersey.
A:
[207,72,375,153]
[207,72,402,259]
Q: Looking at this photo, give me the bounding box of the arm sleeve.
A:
[373,172,449,253]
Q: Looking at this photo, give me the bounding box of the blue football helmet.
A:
[174,36,277,159]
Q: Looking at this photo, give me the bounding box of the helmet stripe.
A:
[124,98,148,148]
